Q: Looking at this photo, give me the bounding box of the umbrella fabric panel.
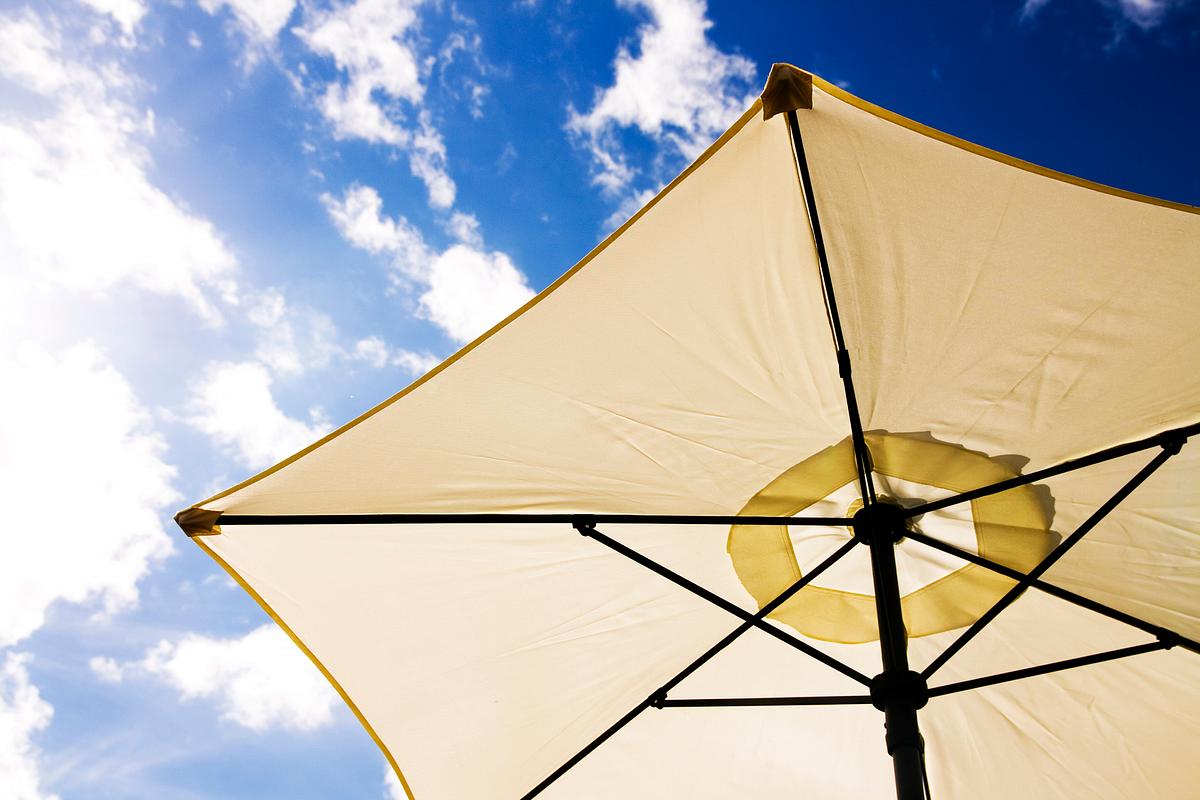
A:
[202,522,876,798]
[193,102,848,520]
[917,590,1200,799]
[202,517,1200,798]
[540,624,1197,800]
[544,702,895,798]
[1029,448,1200,643]
[799,80,1200,471]
[794,80,1200,642]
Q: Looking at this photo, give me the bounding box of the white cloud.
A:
[186,361,331,470]
[88,656,125,684]
[566,0,756,195]
[323,185,534,344]
[297,0,426,119]
[246,289,341,376]
[1117,0,1175,25]
[296,0,461,209]
[351,336,440,376]
[76,0,147,41]
[244,286,438,377]
[321,183,431,266]
[602,186,656,231]
[1021,0,1187,28]
[408,110,455,210]
[351,335,391,367]
[0,11,78,93]
[0,343,177,648]
[419,245,533,343]
[0,654,56,800]
[384,764,407,800]
[140,624,338,732]
[390,348,441,376]
[466,79,487,119]
[444,210,483,246]
[0,12,239,326]
[199,0,297,44]
[435,27,488,118]
[316,79,400,143]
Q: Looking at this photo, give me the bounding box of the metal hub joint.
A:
[851,501,907,545]
[870,670,929,712]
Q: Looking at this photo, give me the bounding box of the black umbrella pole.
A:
[857,504,929,800]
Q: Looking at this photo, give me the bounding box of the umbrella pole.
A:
[857,503,929,800]
[787,101,929,800]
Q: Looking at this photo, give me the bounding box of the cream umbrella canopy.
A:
[176,65,1200,799]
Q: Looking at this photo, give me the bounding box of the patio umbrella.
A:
[176,64,1200,799]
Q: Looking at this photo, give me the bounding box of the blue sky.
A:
[0,0,1197,797]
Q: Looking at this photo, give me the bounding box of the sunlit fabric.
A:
[178,65,1200,799]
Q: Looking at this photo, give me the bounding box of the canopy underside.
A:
[180,65,1200,798]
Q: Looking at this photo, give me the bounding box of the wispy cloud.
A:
[351,335,440,375]
[199,0,298,45]
[323,184,534,344]
[76,0,147,43]
[185,360,331,470]
[0,654,55,800]
[384,763,408,800]
[135,625,340,732]
[245,289,343,376]
[0,343,177,648]
[0,11,239,326]
[295,0,460,209]
[1021,0,1190,29]
[567,0,757,200]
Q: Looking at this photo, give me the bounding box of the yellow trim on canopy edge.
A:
[193,537,418,800]
[791,65,1198,216]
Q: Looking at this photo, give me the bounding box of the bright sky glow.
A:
[0,0,1196,796]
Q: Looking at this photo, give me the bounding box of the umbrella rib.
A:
[904,529,1200,655]
[921,440,1183,679]
[520,535,861,799]
[519,698,649,799]
[785,108,877,506]
[907,527,1200,652]
[577,523,870,686]
[901,420,1199,519]
[647,537,862,700]
[209,512,852,528]
[659,694,872,707]
[927,640,1172,698]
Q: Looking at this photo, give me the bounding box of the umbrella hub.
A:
[849,498,909,544]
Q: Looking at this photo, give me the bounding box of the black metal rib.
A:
[579,523,870,686]
[928,640,1171,698]
[211,512,851,529]
[521,536,861,798]
[903,421,1198,519]
[904,529,1200,656]
[649,537,861,702]
[785,108,876,505]
[923,442,1181,678]
[520,699,647,799]
[661,695,871,707]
